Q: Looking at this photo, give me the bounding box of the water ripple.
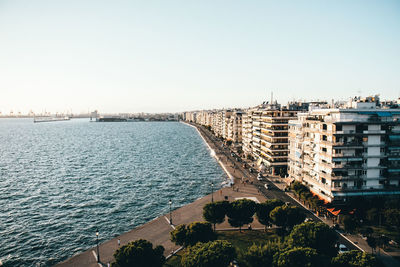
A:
[0,119,226,266]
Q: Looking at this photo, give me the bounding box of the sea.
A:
[0,119,227,266]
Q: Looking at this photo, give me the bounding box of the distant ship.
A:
[33,116,70,123]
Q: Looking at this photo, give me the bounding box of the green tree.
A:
[186,221,215,246]
[331,250,378,267]
[286,206,306,229]
[256,199,284,230]
[274,247,321,267]
[203,201,229,231]
[112,239,165,267]
[342,215,358,233]
[242,241,281,267]
[287,222,337,256]
[290,181,309,197]
[170,224,188,246]
[226,199,257,231]
[181,240,236,267]
[270,205,305,233]
[170,222,215,246]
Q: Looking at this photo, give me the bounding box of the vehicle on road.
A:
[249,168,254,173]
[264,184,269,190]
[257,173,263,181]
[338,244,348,254]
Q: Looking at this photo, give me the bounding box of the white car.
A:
[338,244,349,254]
[264,184,269,190]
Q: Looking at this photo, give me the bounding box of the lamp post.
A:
[96,228,100,263]
[211,182,214,202]
[169,199,172,225]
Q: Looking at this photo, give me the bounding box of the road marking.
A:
[91,251,103,266]
[166,246,184,260]
[164,216,175,229]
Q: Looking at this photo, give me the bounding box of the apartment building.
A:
[288,97,400,203]
[242,110,253,156]
[226,111,244,144]
[242,103,299,175]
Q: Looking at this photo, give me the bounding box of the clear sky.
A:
[0,0,399,114]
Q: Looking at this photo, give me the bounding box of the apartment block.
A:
[288,97,400,203]
[242,103,299,175]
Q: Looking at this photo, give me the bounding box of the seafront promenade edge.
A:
[55,122,266,267]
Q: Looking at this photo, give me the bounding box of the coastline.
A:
[56,122,264,267]
[180,121,234,186]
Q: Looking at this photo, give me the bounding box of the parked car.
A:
[249,168,254,173]
[338,244,349,254]
[257,173,263,181]
[264,184,269,190]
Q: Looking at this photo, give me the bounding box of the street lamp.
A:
[169,199,172,225]
[211,182,214,202]
[96,228,100,263]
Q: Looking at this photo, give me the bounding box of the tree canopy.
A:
[287,222,337,256]
[112,239,165,267]
[331,250,378,267]
[342,215,358,233]
[242,241,282,267]
[170,221,215,246]
[170,224,188,246]
[181,240,236,267]
[256,199,285,228]
[273,247,321,267]
[226,199,257,231]
[270,205,305,232]
[203,201,229,230]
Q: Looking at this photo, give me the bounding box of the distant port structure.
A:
[33,116,70,123]
[90,110,179,122]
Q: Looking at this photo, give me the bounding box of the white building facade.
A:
[288,101,400,203]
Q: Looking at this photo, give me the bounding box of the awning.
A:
[327,207,341,216]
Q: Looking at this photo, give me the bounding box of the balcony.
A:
[362,141,386,147]
[333,141,363,147]
[364,152,386,158]
[363,130,386,134]
[333,163,363,169]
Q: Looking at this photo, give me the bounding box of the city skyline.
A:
[1,0,399,114]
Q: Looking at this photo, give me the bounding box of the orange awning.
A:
[331,209,341,216]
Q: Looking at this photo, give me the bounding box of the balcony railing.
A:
[363,130,386,134]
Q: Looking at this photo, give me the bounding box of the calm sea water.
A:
[0,119,226,266]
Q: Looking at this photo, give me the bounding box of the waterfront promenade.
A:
[56,123,266,267]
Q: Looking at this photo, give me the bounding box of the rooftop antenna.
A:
[271,91,273,105]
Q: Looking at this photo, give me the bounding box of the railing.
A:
[363,130,386,134]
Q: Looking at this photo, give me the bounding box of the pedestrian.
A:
[118,238,120,247]
[107,263,110,267]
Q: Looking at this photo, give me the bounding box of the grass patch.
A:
[216,230,279,252]
[163,230,278,267]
